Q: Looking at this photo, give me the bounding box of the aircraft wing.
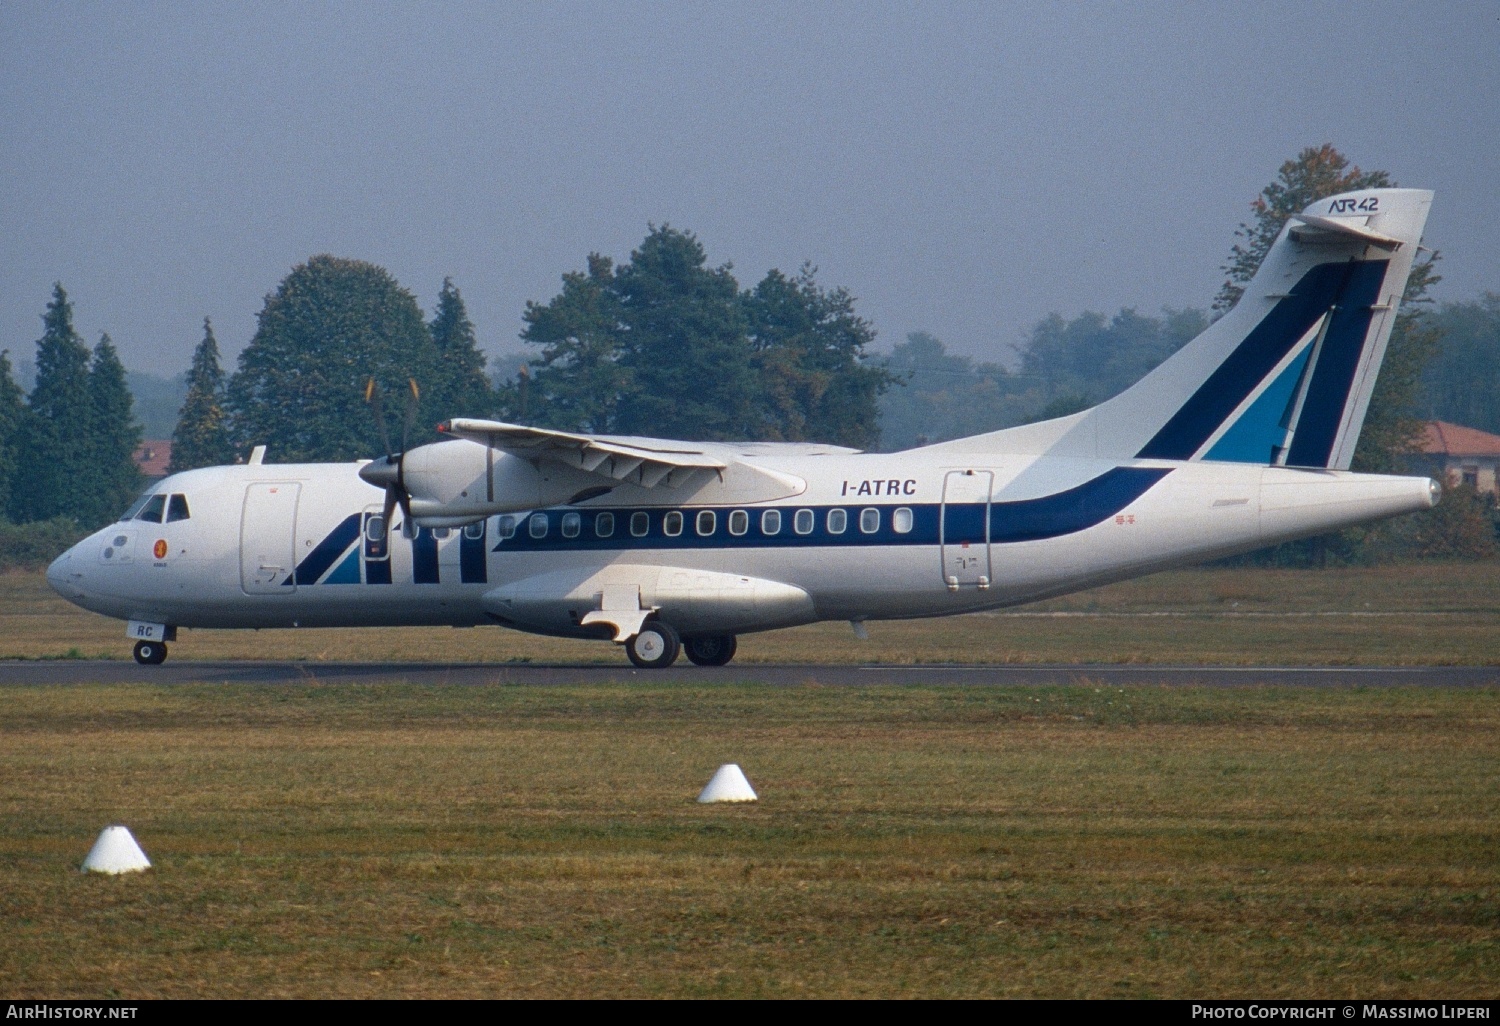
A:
[441,418,729,490]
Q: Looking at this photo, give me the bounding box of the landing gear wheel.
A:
[626,621,681,669]
[684,634,737,667]
[133,640,167,666]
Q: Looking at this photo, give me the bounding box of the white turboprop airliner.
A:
[49,188,1439,668]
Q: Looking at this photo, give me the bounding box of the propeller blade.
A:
[381,484,397,542]
[401,378,421,452]
[364,377,394,457]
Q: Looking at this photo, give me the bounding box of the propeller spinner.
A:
[357,377,421,539]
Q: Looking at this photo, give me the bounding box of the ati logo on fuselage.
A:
[841,479,917,497]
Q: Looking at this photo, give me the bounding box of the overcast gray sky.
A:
[4,1,1497,376]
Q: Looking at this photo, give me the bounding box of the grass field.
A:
[1,681,1496,998]
[4,563,1497,997]
[4,561,1498,665]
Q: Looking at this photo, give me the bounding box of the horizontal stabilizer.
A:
[1290,213,1404,249]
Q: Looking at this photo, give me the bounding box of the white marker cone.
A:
[81,825,151,874]
[697,763,757,803]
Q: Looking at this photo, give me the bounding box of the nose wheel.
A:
[133,640,168,666]
[626,621,680,669]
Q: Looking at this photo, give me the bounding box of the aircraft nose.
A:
[46,544,86,600]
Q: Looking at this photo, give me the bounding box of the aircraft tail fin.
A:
[930,188,1433,469]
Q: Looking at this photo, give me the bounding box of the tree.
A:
[876,332,1024,450]
[611,226,760,440]
[1210,145,1440,475]
[15,284,94,523]
[170,318,236,471]
[520,227,892,443]
[1419,294,1500,435]
[428,278,495,421]
[226,255,438,462]
[0,351,24,517]
[519,253,629,432]
[1018,307,1203,408]
[85,333,144,525]
[743,264,894,449]
[1214,144,1393,314]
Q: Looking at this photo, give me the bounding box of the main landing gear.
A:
[683,634,737,667]
[626,621,680,669]
[624,622,739,669]
[133,640,168,665]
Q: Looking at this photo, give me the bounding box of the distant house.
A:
[134,440,173,482]
[1412,421,1500,496]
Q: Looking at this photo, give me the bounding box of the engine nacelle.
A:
[401,438,602,522]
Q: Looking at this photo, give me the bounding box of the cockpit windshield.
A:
[135,494,167,523]
[119,491,154,521]
[120,492,191,524]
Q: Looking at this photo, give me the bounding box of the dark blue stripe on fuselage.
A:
[1136,262,1375,461]
[993,467,1170,542]
[460,526,487,583]
[412,528,440,584]
[1284,260,1389,467]
[488,467,1170,554]
[290,513,361,585]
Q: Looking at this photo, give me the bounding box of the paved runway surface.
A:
[1,661,1496,687]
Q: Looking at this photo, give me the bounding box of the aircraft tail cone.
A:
[81,825,151,874]
[697,763,758,803]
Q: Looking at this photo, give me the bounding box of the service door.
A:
[240,483,301,593]
[940,470,993,589]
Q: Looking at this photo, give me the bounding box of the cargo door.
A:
[240,483,301,593]
[940,469,992,590]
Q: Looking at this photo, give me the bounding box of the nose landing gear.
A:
[133,640,168,665]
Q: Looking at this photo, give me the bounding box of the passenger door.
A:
[940,470,992,590]
[240,483,301,593]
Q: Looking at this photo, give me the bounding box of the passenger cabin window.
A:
[529,513,548,539]
[827,509,847,534]
[860,508,879,534]
[663,511,683,537]
[464,521,485,540]
[696,510,716,536]
[561,512,581,538]
[166,494,191,523]
[728,510,748,536]
[794,509,814,535]
[761,509,782,535]
[135,494,167,523]
[498,515,517,540]
[432,527,451,540]
[595,512,615,538]
[630,512,650,537]
[893,507,914,534]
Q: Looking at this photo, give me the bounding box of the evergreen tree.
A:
[612,226,760,440]
[427,278,495,421]
[743,264,894,449]
[170,318,236,471]
[16,284,94,523]
[85,333,143,525]
[226,255,437,462]
[519,254,629,432]
[0,351,24,518]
